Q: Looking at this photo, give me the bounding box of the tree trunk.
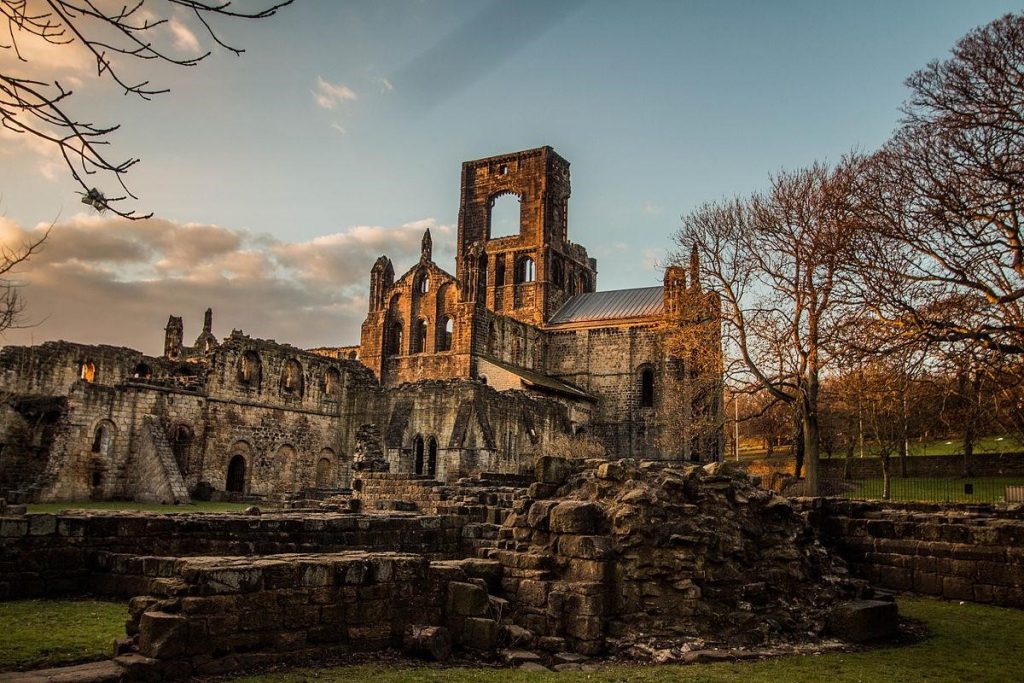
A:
[793,405,805,479]
[843,442,853,480]
[881,453,891,500]
[802,398,820,496]
[900,392,909,478]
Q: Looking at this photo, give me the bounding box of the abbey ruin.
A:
[0,147,722,506]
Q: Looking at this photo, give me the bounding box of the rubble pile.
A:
[490,457,880,655]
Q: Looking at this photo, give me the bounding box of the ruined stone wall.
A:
[0,511,467,598]
[807,499,1024,607]
[374,381,568,481]
[543,325,673,459]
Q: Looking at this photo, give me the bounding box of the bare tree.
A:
[854,13,1024,355]
[1,0,291,218]
[676,159,864,495]
[0,220,47,334]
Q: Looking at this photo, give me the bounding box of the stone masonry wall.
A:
[0,511,466,599]
[806,498,1024,607]
[120,552,505,678]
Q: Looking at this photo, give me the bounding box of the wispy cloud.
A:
[0,215,455,353]
[330,122,347,135]
[313,77,358,110]
[642,200,662,215]
[376,77,394,93]
[168,19,200,52]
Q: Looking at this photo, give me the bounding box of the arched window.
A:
[91,423,112,455]
[239,350,262,386]
[551,257,563,287]
[387,321,404,356]
[489,192,522,238]
[640,367,655,408]
[438,317,453,352]
[80,360,96,382]
[131,363,151,379]
[412,318,428,354]
[347,350,357,360]
[315,452,334,488]
[477,253,488,301]
[416,271,430,294]
[567,273,578,296]
[516,256,536,284]
[281,359,304,396]
[324,367,341,397]
[426,436,438,478]
[226,454,247,493]
[494,255,506,287]
[170,424,192,475]
[413,435,425,475]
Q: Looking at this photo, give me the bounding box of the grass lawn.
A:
[24,500,255,514]
[0,599,125,670]
[1,597,1021,680]
[833,477,1024,503]
[740,434,1024,460]
[226,597,1024,683]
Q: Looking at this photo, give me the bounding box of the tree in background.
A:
[854,13,1024,356]
[676,159,864,494]
[1,0,291,218]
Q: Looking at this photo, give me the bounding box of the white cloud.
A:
[331,122,347,135]
[313,77,358,110]
[168,19,200,53]
[642,200,662,215]
[0,215,455,354]
[376,77,394,93]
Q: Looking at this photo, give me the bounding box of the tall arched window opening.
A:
[387,321,404,356]
[226,455,247,493]
[516,256,536,284]
[438,317,453,352]
[640,367,655,408]
[413,435,425,475]
[412,319,428,354]
[489,192,521,238]
[427,437,438,478]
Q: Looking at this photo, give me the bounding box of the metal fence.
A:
[784,476,1024,504]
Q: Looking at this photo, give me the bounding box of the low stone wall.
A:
[0,511,465,598]
[117,552,507,678]
[806,499,1024,607]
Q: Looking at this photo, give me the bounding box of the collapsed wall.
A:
[491,458,877,654]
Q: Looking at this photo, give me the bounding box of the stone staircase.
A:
[346,471,530,556]
[140,417,190,504]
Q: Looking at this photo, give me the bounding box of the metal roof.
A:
[548,287,664,325]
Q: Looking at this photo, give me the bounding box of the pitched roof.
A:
[548,286,664,325]
[481,356,595,402]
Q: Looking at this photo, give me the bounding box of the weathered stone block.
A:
[138,611,189,658]
[462,617,498,650]
[549,501,605,534]
[447,581,489,617]
[535,456,572,485]
[825,600,898,643]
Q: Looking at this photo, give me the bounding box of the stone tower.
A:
[164,315,183,360]
[455,146,597,326]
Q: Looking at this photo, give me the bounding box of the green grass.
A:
[742,435,1024,460]
[2,597,1022,680]
[0,599,125,670]
[24,500,255,514]
[227,597,1024,683]
[830,477,1024,503]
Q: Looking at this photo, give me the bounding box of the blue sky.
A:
[1,0,1020,353]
